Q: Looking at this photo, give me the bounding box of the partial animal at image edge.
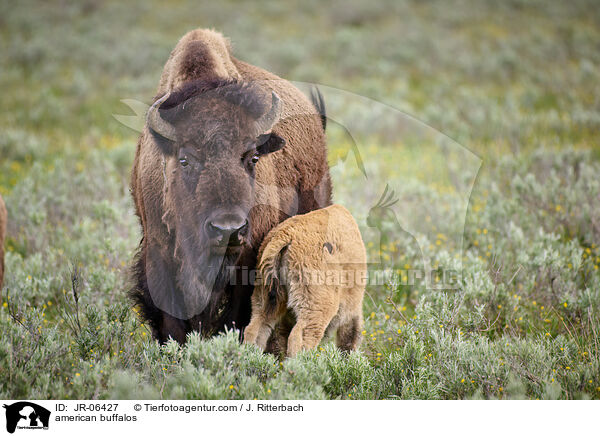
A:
[0,194,6,290]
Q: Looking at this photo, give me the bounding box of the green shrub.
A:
[1,0,599,400]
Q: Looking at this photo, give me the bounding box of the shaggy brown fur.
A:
[244,205,366,357]
[0,194,6,289]
[130,29,331,343]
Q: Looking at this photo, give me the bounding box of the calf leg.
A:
[286,321,304,358]
[287,308,337,357]
[300,320,330,351]
[265,311,296,357]
[244,314,277,350]
[336,314,363,352]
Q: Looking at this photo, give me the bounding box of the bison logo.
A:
[2,402,50,434]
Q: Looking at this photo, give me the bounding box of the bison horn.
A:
[256,91,282,133]
[147,93,178,141]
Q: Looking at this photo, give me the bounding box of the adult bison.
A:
[0,194,6,289]
[130,29,331,343]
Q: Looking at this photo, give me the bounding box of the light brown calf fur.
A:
[244,204,366,357]
[0,194,6,289]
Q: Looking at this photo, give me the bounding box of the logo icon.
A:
[3,402,50,434]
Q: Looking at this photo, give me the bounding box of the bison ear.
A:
[149,128,177,156]
[257,133,286,155]
[147,93,178,156]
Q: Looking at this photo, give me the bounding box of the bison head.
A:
[144,80,286,320]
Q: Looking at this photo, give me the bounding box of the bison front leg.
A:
[158,312,188,344]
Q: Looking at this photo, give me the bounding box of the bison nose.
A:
[205,211,248,243]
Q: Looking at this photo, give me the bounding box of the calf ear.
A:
[257,133,286,155]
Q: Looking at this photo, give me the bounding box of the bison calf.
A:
[0,194,6,289]
[244,204,366,357]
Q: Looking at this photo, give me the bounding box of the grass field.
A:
[1,0,599,399]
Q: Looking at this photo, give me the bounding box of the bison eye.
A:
[179,157,189,167]
[250,153,260,165]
